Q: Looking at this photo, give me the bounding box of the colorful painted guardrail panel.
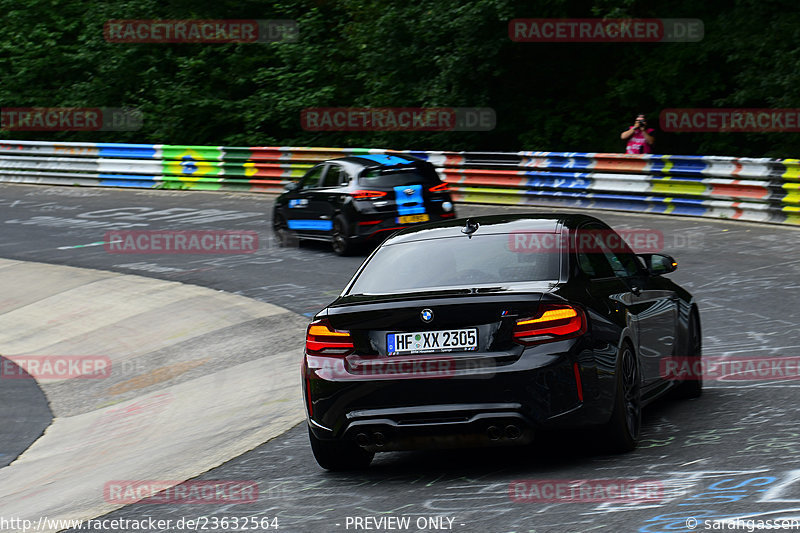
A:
[1,140,797,225]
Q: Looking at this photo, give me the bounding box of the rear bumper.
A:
[303,338,618,450]
[351,212,456,242]
[350,195,456,242]
[312,407,536,452]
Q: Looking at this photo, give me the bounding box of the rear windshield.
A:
[347,233,561,295]
[358,166,439,187]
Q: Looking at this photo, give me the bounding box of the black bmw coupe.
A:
[302,214,702,470]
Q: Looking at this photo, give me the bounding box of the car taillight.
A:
[351,190,387,199]
[306,319,354,356]
[513,304,586,346]
[428,182,450,192]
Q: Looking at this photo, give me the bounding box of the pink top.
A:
[625,127,655,154]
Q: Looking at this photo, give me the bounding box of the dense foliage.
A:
[1,0,799,156]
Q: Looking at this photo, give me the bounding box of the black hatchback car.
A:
[273,154,455,255]
[302,214,702,470]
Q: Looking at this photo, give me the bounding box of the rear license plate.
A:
[397,214,429,224]
[387,328,477,355]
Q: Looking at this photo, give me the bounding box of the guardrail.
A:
[1,139,798,225]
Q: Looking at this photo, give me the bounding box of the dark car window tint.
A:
[359,166,438,187]
[578,250,608,278]
[574,225,615,278]
[599,235,641,278]
[322,165,344,187]
[613,246,643,276]
[604,250,633,277]
[594,238,640,278]
[615,252,641,276]
[301,166,325,189]
[348,233,560,294]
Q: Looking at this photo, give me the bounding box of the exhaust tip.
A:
[487,426,501,440]
[504,425,522,439]
[355,433,370,446]
[373,432,386,447]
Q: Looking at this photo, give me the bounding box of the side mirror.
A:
[638,253,677,275]
[284,181,301,192]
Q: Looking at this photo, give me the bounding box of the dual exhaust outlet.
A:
[487,424,522,441]
[356,431,386,447]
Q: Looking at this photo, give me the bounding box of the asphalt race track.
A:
[1,183,800,533]
[0,355,51,468]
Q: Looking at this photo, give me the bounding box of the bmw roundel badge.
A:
[420,308,433,323]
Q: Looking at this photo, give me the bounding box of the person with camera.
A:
[621,114,655,154]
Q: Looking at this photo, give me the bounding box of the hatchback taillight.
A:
[428,182,450,192]
[306,319,354,356]
[513,304,586,346]
[351,190,387,199]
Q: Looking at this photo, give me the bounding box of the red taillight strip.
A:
[351,190,387,199]
[306,339,354,353]
[358,220,383,226]
[429,182,450,192]
[573,362,584,402]
[306,320,354,356]
[513,304,586,346]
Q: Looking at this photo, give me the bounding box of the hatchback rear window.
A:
[347,233,561,294]
[358,166,439,187]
